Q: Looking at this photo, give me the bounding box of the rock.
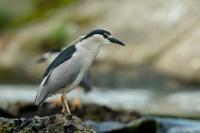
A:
[0,114,157,133]
[86,117,157,133]
[126,118,157,133]
[0,114,95,133]
[0,108,13,118]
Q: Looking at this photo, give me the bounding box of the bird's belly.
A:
[66,55,94,92]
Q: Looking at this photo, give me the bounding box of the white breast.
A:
[66,43,99,92]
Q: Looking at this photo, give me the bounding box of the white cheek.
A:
[103,40,111,45]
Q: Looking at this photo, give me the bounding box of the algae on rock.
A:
[0,114,95,133]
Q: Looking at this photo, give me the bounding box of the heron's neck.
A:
[80,40,102,52]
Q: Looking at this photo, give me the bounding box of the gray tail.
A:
[35,85,47,105]
[35,95,44,106]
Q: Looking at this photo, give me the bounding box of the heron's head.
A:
[80,29,125,47]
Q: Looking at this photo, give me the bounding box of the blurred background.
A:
[1,0,200,125]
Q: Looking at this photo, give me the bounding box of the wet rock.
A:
[126,118,157,133]
[0,114,95,133]
[0,108,13,118]
[0,102,156,132]
[86,118,157,133]
[8,103,140,123]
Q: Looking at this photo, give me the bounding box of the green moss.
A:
[36,23,71,53]
[34,0,74,10]
[0,0,76,30]
[0,67,18,83]
[19,128,33,133]
[10,0,75,28]
[48,24,70,48]
[0,9,12,32]
[0,123,13,133]
[19,21,72,56]
[0,67,36,84]
[72,15,93,27]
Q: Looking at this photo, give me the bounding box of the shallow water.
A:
[1,85,200,118]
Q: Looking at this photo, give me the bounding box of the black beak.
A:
[108,37,125,46]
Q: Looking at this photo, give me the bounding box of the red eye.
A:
[103,33,109,39]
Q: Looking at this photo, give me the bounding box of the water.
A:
[1,85,200,118]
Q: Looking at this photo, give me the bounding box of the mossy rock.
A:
[0,123,13,133]
[0,114,95,133]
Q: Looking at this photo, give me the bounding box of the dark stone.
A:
[0,114,95,133]
[0,108,14,118]
[64,122,76,133]
[66,114,73,120]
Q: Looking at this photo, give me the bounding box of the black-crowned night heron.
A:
[35,29,125,115]
[36,49,92,93]
[36,49,92,109]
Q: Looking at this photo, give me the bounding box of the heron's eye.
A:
[103,33,109,39]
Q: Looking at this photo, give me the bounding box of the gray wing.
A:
[35,57,81,105]
[35,39,84,105]
[42,45,76,80]
[42,36,83,79]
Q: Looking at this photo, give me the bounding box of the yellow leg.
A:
[71,88,81,110]
[61,93,71,115]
